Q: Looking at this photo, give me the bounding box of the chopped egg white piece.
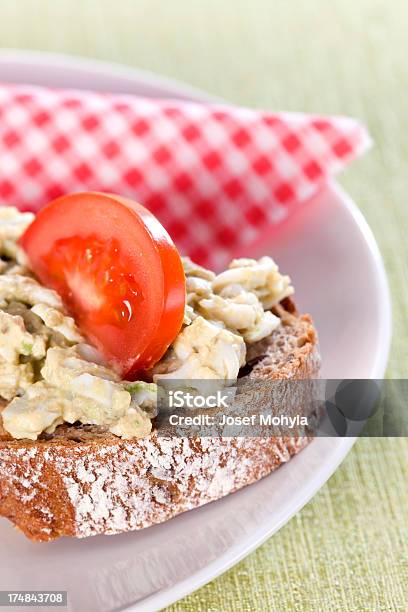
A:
[0,310,46,363]
[198,290,281,343]
[31,303,83,344]
[109,406,152,439]
[0,361,34,401]
[0,207,35,240]
[212,256,293,309]
[0,274,63,309]
[2,382,69,440]
[154,316,246,391]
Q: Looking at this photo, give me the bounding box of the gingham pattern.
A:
[0,84,370,268]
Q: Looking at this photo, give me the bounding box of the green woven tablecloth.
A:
[0,1,407,609]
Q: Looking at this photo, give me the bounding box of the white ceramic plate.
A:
[0,51,392,612]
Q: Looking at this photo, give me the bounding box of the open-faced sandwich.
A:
[0,193,319,541]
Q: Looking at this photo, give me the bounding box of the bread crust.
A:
[0,300,320,541]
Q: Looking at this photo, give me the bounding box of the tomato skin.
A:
[20,192,186,377]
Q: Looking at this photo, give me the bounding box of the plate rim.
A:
[0,50,392,611]
[0,48,221,103]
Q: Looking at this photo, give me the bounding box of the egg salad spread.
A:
[0,206,293,441]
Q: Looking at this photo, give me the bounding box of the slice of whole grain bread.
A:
[0,299,320,541]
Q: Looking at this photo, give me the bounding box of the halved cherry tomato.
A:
[20,192,186,378]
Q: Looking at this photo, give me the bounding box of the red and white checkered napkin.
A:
[0,83,370,268]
